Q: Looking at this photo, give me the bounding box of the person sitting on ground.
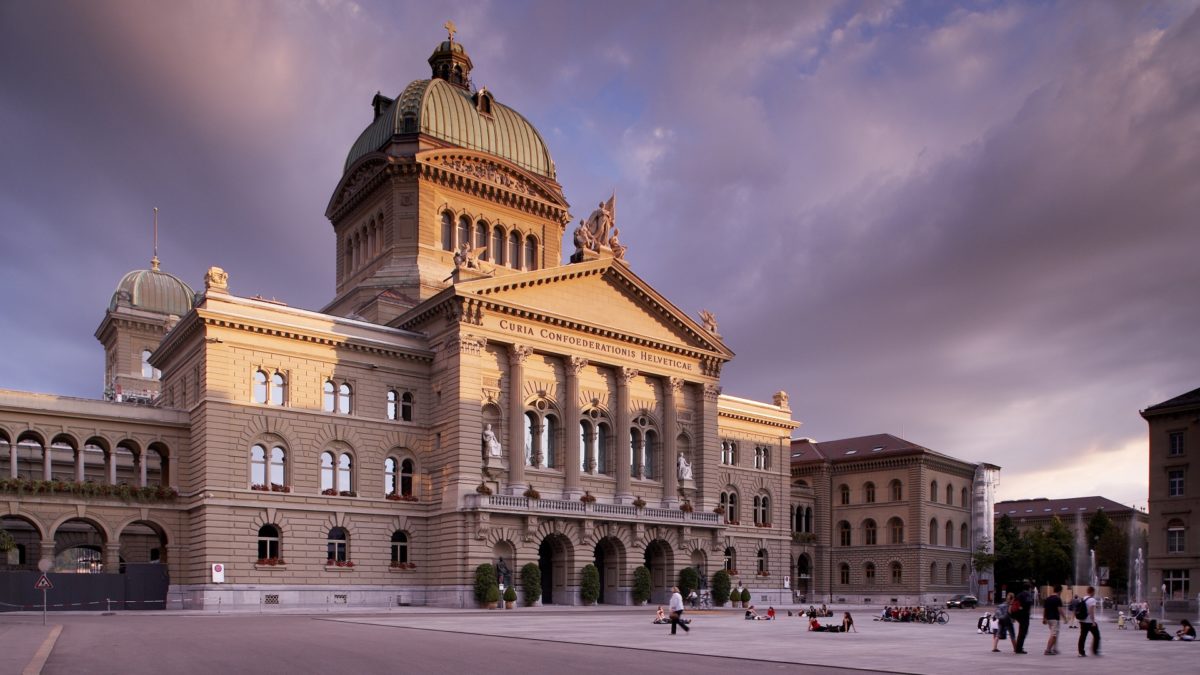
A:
[820,603,830,617]
[879,605,891,621]
[766,606,776,620]
[745,605,759,620]
[1177,619,1196,640]
[653,606,667,624]
[842,611,856,633]
[1147,619,1173,640]
[808,605,818,619]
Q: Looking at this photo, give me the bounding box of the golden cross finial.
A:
[444,20,457,42]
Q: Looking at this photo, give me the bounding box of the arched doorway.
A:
[643,539,674,604]
[118,521,168,568]
[795,553,812,601]
[690,549,708,592]
[1,515,42,570]
[593,537,625,604]
[538,534,572,605]
[54,518,108,573]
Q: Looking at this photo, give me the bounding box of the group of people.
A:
[808,612,856,633]
[878,605,934,622]
[806,604,832,618]
[744,605,776,620]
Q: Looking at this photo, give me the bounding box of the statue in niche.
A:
[677,451,693,481]
[496,556,512,588]
[482,424,503,458]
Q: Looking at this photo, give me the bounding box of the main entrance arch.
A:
[538,534,572,605]
[643,539,674,604]
[593,536,626,604]
[795,553,812,600]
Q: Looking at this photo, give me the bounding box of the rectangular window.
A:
[1167,528,1185,553]
[1169,431,1185,456]
[1164,569,1190,599]
[1168,469,1185,497]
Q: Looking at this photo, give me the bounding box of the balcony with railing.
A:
[465,493,722,526]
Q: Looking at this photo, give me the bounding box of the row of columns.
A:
[503,343,693,507]
[5,443,170,487]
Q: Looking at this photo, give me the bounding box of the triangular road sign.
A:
[34,574,53,590]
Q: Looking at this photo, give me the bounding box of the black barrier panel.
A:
[0,564,167,611]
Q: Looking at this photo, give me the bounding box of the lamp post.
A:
[1161,583,1167,621]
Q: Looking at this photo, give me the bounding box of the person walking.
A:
[668,586,689,635]
[1014,582,1033,653]
[992,594,1016,653]
[1042,584,1063,655]
[1077,586,1101,657]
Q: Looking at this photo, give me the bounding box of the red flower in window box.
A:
[321,488,337,496]
[270,483,291,493]
[250,483,267,491]
[326,559,336,566]
[386,492,403,501]
[339,490,357,497]
[579,492,596,504]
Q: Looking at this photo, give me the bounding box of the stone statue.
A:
[583,195,614,244]
[454,242,479,270]
[496,556,512,588]
[204,266,229,293]
[608,227,626,260]
[677,451,693,481]
[482,423,502,457]
[573,221,597,255]
[699,309,718,334]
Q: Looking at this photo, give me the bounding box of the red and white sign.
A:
[212,563,225,583]
[34,574,53,590]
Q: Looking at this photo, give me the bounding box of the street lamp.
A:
[1162,583,1167,620]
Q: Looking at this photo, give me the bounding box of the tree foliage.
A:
[993,515,1029,588]
[711,569,732,605]
[678,566,700,599]
[520,562,542,606]
[632,565,653,604]
[1088,509,1129,594]
[1026,518,1073,586]
[580,563,600,604]
[474,563,497,603]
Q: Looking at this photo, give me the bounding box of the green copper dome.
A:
[343,78,557,180]
[109,266,196,316]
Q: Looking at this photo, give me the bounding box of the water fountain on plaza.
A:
[1133,548,1144,605]
[1089,549,1101,619]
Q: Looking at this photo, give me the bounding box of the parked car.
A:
[946,594,979,608]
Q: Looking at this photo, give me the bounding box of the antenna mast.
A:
[151,207,160,271]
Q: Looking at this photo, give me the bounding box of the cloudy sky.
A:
[1,0,1197,508]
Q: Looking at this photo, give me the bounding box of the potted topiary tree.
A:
[678,566,700,603]
[520,562,542,606]
[503,585,517,609]
[632,565,653,605]
[711,569,732,607]
[740,587,751,607]
[474,563,498,609]
[485,583,501,609]
[580,563,601,605]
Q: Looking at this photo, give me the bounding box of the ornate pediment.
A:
[419,149,567,209]
[325,156,390,219]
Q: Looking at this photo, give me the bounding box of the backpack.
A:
[1074,597,1090,621]
[994,601,1009,620]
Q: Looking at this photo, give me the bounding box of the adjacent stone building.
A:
[1143,386,1200,612]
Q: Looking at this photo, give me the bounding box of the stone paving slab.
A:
[0,619,57,675]
[326,608,1198,675]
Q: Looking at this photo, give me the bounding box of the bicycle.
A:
[698,592,712,609]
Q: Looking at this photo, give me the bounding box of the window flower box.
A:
[255,557,287,566]
[476,483,493,495]
[339,490,357,497]
[269,483,291,493]
[579,492,596,504]
[0,477,178,502]
[385,492,417,502]
[321,488,337,496]
[326,559,355,568]
[390,561,417,570]
[679,501,694,513]
[632,497,647,508]
[523,487,541,500]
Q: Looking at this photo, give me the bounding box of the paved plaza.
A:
[3,605,1196,674]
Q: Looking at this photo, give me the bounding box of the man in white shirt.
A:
[1077,586,1101,657]
[669,586,689,634]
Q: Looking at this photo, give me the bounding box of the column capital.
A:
[668,376,685,393]
[618,367,639,384]
[567,356,589,375]
[703,383,721,401]
[508,344,533,365]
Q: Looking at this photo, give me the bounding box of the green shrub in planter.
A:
[520,562,542,606]
[474,563,497,604]
[678,566,700,599]
[711,569,732,606]
[580,563,601,604]
[632,565,653,604]
[740,587,751,604]
[503,586,517,603]
[485,583,501,605]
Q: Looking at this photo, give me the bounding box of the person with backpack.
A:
[991,593,1017,652]
[1014,582,1034,653]
[1077,586,1100,657]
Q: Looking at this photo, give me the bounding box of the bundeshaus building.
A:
[0,32,997,610]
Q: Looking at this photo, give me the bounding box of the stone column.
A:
[138,451,147,487]
[107,450,117,484]
[75,447,84,482]
[8,441,15,478]
[39,541,55,571]
[614,367,637,503]
[563,357,587,500]
[104,542,122,574]
[507,344,531,495]
[42,445,52,481]
[661,377,682,507]
[699,382,721,510]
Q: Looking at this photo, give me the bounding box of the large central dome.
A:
[343,40,556,180]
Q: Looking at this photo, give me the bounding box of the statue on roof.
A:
[583,194,615,246]
[454,242,479,270]
[699,309,718,335]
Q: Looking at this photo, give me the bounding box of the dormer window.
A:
[476,89,493,116]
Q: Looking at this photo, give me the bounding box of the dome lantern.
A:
[428,20,473,90]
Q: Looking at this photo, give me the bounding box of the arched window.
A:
[728,492,739,524]
[492,225,506,266]
[930,480,938,502]
[337,383,352,414]
[257,524,280,561]
[630,415,657,479]
[475,221,489,260]
[541,415,558,469]
[141,349,158,379]
[720,441,738,466]
[509,230,521,269]
[889,517,905,545]
[524,235,538,271]
[401,392,414,421]
[945,520,954,548]
[839,563,850,585]
[804,507,813,533]
[753,496,762,526]
[252,370,268,404]
[890,480,903,501]
[267,445,285,488]
[385,457,398,496]
[338,453,353,495]
[945,483,954,505]
[579,420,593,472]
[724,546,736,572]
[320,452,335,493]
[401,458,414,496]
[457,216,471,253]
[756,548,768,575]
[930,562,938,584]
[946,562,954,584]
[322,381,335,412]
[961,564,969,584]
[838,521,851,547]
[863,519,877,545]
[269,373,285,406]
[929,518,939,545]
[865,562,876,584]
[760,495,771,526]
[839,484,850,505]
[387,390,398,420]
[961,487,969,507]
[643,429,657,479]
[327,527,348,563]
[344,236,354,273]
[441,211,454,251]
[754,445,770,469]
[891,561,903,584]
[960,523,969,549]
[864,482,876,503]
[391,531,409,564]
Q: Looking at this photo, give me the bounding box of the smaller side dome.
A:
[109,268,196,316]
